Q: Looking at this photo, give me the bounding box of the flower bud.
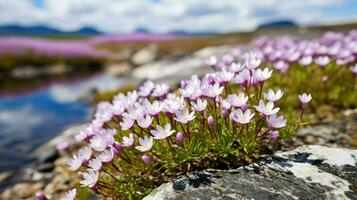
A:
[176,132,184,143]
[269,130,279,140]
[208,116,214,127]
[113,142,123,153]
[35,192,48,200]
[142,155,152,164]
[221,109,228,117]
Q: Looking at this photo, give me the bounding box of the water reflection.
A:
[0,74,123,172]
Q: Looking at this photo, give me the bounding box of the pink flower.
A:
[267,115,287,129]
[89,131,115,152]
[67,154,83,171]
[350,64,357,74]
[142,155,152,163]
[135,136,154,152]
[36,192,48,200]
[120,117,135,131]
[77,146,93,161]
[299,56,312,66]
[60,189,76,200]
[244,51,262,70]
[207,116,214,127]
[228,62,244,73]
[191,98,207,112]
[273,60,289,73]
[88,157,102,171]
[315,56,330,67]
[253,68,272,83]
[202,83,224,98]
[144,100,162,116]
[174,108,195,124]
[264,89,283,102]
[152,83,170,97]
[298,93,312,107]
[150,123,175,140]
[99,149,114,163]
[230,109,255,124]
[254,100,280,116]
[226,93,248,108]
[139,80,155,97]
[216,71,235,83]
[176,132,184,143]
[269,130,279,140]
[137,115,153,129]
[80,170,99,188]
[233,69,251,87]
[122,133,135,147]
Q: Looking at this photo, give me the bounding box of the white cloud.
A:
[0,0,355,33]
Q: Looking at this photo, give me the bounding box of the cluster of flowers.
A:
[36,49,312,199]
[250,30,357,75]
[0,37,111,58]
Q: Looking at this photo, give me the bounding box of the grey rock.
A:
[132,45,232,81]
[132,44,157,65]
[144,145,357,200]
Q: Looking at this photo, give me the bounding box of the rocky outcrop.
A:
[144,145,357,200]
[132,45,232,82]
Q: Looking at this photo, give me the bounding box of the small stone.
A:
[0,172,11,183]
[304,135,317,144]
[38,149,59,164]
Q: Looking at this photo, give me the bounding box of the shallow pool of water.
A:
[0,74,124,172]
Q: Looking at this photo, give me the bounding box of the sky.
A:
[0,0,357,34]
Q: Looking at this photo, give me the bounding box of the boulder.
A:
[144,145,357,200]
[132,45,232,81]
[132,44,157,65]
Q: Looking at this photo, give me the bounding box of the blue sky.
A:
[1,0,357,33]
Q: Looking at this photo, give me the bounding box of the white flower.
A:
[228,62,244,73]
[254,100,280,116]
[174,108,196,124]
[350,64,357,74]
[122,133,135,147]
[80,170,99,188]
[120,117,135,131]
[135,136,154,152]
[137,115,153,128]
[230,109,255,124]
[99,149,114,163]
[88,157,102,171]
[152,83,170,97]
[144,100,162,116]
[191,98,207,112]
[253,67,272,83]
[202,83,224,98]
[216,71,235,83]
[226,93,248,108]
[244,51,262,70]
[150,123,175,140]
[264,89,283,102]
[67,155,83,171]
[267,114,287,129]
[77,146,92,161]
[60,189,76,200]
[89,135,107,152]
[298,93,312,105]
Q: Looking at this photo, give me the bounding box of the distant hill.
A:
[0,24,102,36]
[257,20,297,30]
